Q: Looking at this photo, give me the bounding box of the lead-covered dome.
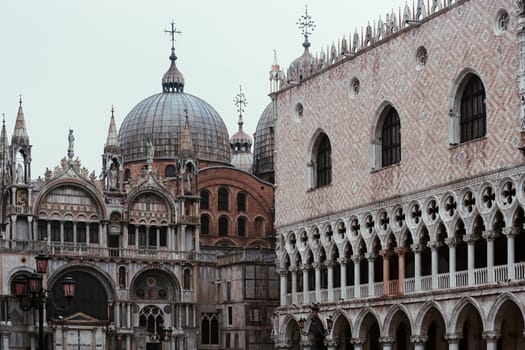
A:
[253,103,274,176]
[118,40,230,164]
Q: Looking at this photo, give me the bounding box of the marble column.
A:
[313,262,322,303]
[279,269,288,306]
[302,264,310,304]
[445,238,457,288]
[503,227,518,281]
[444,333,462,350]
[290,266,298,305]
[338,257,348,300]
[379,336,395,350]
[365,253,377,297]
[327,262,334,302]
[380,249,392,296]
[427,240,441,289]
[411,244,423,291]
[410,335,428,350]
[482,231,496,283]
[463,234,477,285]
[395,246,407,294]
[325,339,337,350]
[483,331,501,350]
[352,255,361,298]
[350,337,366,350]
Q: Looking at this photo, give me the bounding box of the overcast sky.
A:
[0,0,406,178]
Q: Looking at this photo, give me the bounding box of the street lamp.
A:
[13,251,76,350]
[151,326,173,349]
[325,315,333,335]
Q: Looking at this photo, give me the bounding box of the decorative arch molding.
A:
[370,101,400,170]
[129,266,182,302]
[279,314,300,342]
[124,186,175,223]
[486,292,525,331]
[354,307,382,338]
[448,296,486,333]
[214,238,238,247]
[48,262,117,301]
[382,303,414,336]
[331,309,353,335]
[414,300,448,336]
[5,266,34,295]
[34,179,107,219]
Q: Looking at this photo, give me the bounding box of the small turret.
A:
[230,86,253,172]
[102,107,123,192]
[10,96,31,185]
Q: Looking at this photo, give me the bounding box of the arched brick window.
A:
[237,217,246,236]
[201,215,210,235]
[200,190,210,210]
[218,188,229,211]
[219,216,229,236]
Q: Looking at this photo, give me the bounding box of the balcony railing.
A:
[283,263,525,305]
[0,239,217,263]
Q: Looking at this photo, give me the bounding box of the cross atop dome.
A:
[164,21,182,54]
[297,5,316,47]
[162,22,185,93]
[234,85,247,117]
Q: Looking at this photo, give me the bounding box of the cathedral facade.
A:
[0,30,277,350]
[273,0,525,349]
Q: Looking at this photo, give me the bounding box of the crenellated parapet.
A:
[282,0,465,89]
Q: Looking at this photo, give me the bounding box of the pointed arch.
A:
[307,129,332,189]
[383,303,413,336]
[487,292,525,331]
[372,103,401,169]
[448,297,485,334]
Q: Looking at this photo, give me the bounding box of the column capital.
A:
[444,237,458,248]
[411,243,424,253]
[351,255,362,264]
[379,249,394,258]
[300,263,311,270]
[428,240,443,249]
[326,261,336,268]
[312,261,322,269]
[482,331,501,342]
[503,227,519,237]
[462,234,478,244]
[289,266,298,273]
[444,333,462,344]
[350,337,366,345]
[278,269,288,276]
[365,252,377,261]
[410,335,428,344]
[394,246,408,255]
[378,336,395,345]
[300,339,314,346]
[482,230,498,240]
[324,339,338,347]
[337,257,348,265]
[274,340,292,348]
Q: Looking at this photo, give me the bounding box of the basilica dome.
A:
[118,45,230,164]
[253,102,274,176]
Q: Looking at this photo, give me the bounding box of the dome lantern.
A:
[162,22,185,93]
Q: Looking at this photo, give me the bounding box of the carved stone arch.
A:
[414,300,448,336]
[124,187,175,223]
[309,224,321,249]
[496,177,518,212]
[354,307,382,338]
[321,221,334,245]
[247,239,271,248]
[367,234,381,253]
[214,238,238,247]
[5,266,34,295]
[49,262,117,301]
[333,218,347,244]
[448,296,486,334]
[297,227,309,252]
[279,313,300,339]
[331,310,353,341]
[414,224,429,244]
[129,266,182,302]
[382,303,414,337]
[487,292,525,331]
[511,205,525,228]
[488,209,505,232]
[34,180,107,219]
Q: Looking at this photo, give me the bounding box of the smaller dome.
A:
[162,48,185,93]
[231,152,254,173]
[230,127,253,147]
[288,40,315,81]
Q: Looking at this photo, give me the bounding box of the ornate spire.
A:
[180,109,195,158]
[0,114,11,186]
[162,21,185,93]
[104,106,120,154]
[269,50,284,93]
[11,95,30,145]
[234,85,247,132]
[297,5,316,49]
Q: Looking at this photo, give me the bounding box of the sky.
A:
[0,0,406,178]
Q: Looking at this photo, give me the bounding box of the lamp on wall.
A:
[298,317,307,335]
[326,315,334,335]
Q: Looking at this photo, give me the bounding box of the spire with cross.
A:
[162,21,185,92]
[234,85,247,117]
[164,21,182,61]
[297,5,316,44]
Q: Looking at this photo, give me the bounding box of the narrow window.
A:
[316,134,332,187]
[219,217,229,236]
[51,221,60,242]
[201,215,210,235]
[200,190,210,210]
[77,222,86,243]
[128,224,136,246]
[90,223,100,244]
[460,75,486,142]
[159,227,167,247]
[237,192,246,211]
[64,222,74,242]
[183,269,191,290]
[218,188,229,210]
[37,220,47,241]
[237,217,246,236]
[381,107,401,167]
